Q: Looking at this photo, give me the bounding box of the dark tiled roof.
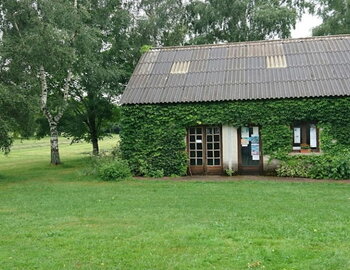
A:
[121,35,350,104]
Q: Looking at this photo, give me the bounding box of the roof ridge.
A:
[151,34,350,51]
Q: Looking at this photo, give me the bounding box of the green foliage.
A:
[277,153,350,180]
[225,169,236,176]
[276,158,310,178]
[0,0,133,160]
[313,0,350,36]
[0,85,36,153]
[147,169,165,178]
[133,0,188,46]
[96,157,132,181]
[186,0,313,43]
[121,97,350,178]
[140,45,153,54]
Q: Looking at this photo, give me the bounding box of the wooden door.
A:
[238,126,263,175]
[188,127,205,175]
[188,126,223,175]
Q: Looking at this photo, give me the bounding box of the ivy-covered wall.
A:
[120,97,350,178]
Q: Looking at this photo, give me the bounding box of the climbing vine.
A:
[120,97,350,178]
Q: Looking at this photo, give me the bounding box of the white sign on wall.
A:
[310,124,317,148]
[294,127,301,144]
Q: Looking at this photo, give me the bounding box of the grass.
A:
[1,138,350,269]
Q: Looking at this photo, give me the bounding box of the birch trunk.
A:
[40,65,72,165]
[49,122,60,165]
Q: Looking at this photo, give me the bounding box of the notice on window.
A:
[250,135,259,144]
[241,127,249,138]
[294,127,301,144]
[241,127,249,147]
[310,124,317,148]
[241,138,249,147]
[251,144,260,160]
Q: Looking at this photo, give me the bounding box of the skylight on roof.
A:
[170,61,190,74]
[267,55,287,68]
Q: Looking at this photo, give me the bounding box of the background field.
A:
[1,138,350,269]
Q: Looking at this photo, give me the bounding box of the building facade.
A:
[120,35,350,177]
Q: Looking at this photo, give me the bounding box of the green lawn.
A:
[1,138,350,269]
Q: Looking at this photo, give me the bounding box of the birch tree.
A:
[34,1,132,156]
[1,0,89,164]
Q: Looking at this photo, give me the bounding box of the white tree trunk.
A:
[49,122,60,165]
[39,65,72,165]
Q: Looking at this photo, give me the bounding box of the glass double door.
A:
[188,126,223,175]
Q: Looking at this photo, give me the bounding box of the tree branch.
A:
[39,65,53,122]
[54,70,73,122]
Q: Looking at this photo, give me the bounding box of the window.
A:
[292,123,319,152]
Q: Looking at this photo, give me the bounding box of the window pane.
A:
[189,128,195,134]
[214,127,220,134]
[190,143,196,150]
[197,159,203,165]
[214,159,220,165]
[190,151,196,157]
[214,135,220,142]
[208,159,213,165]
[310,124,317,148]
[196,135,202,141]
[190,159,196,165]
[207,135,213,142]
[207,143,213,150]
[293,127,301,144]
[197,143,202,150]
[214,151,220,157]
[197,151,203,158]
[214,143,220,149]
[207,151,213,158]
[190,135,195,142]
[207,128,213,134]
[196,128,202,134]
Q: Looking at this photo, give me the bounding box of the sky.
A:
[291,13,323,38]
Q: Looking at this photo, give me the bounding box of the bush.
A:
[276,153,350,180]
[309,154,350,180]
[276,158,309,178]
[97,158,132,181]
[147,169,164,178]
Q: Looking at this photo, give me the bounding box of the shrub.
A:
[276,158,309,178]
[277,153,350,180]
[97,158,132,181]
[309,154,350,180]
[225,169,236,176]
[147,169,164,178]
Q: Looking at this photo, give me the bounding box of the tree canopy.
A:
[186,0,314,44]
[313,0,350,35]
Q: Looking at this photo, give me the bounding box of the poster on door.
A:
[251,144,260,160]
[241,127,249,147]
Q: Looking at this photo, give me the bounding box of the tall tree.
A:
[61,0,132,155]
[313,0,350,35]
[186,0,314,44]
[131,0,188,46]
[0,0,80,164]
[0,84,35,153]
